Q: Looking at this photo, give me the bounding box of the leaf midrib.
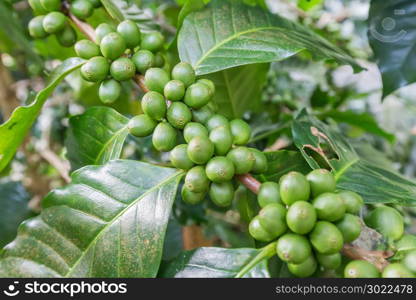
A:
[95,125,128,165]
[65,169,184,277]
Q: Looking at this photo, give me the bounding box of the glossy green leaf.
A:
[264,150,311,182]
[65,107,129,171]
[0,160,183,277]
[0,58,85,173]
[204,64,268,118]
[368,0,416,96]
[177,0,206,28]
[292,109,416,205]
[0,180,33,248]
[160,247,270,278]
[178,0,360,75]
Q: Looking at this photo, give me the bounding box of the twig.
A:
[38,148,71,183]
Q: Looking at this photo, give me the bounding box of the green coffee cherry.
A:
[310,221,344,254]
[164,80,185,101]
[187,136,214,164]
[167,102,192,129]
[80,56,110,82]
[230,119,251,145]
[382,263,414,278]
[316,253,341,270]
[286,201,317,234]
[100,32,126,60]
[403,250,416,273]
[70,0,93,20]
[249,204,287,242]
[144,68,170,93]
[110,57,136,81]
[99,79,121,104]
[279,171,310,205]
[56,25,77,47]
[396,235,416,253]
[335,213,361,243]
[181,185,205,205]
[184,83,212,109]
[338,191,363,215]
[117,20,141,49]
[312,192,346,222]
[141,91,167,121]
[192,105,214,124]
[344,260,380,278]
[88,0,101,8]
[152,122,177,152]
[227,147,255,174]
[172,62,195,87]
[250,149,268,174]
[365,206,404,241]
[153,52,165,68]
[42,12,66,34]
[128,114,157,137]
[258,182,280,208]
[185,166,210,193]
[276,233,311,264]
[29,0,48,14]
[209,181,234,207]
[288,256,317,278]
[197,78,215,95]
[132,50,155,74]
[209,126,233,156]
[141,32,164,52]
[183,122,208,143]
[28,16,48,39]
[40,0,60,12]
[206,114,229,131]
[74,39,100,59]
[205,156,235,183]
[95,23,116,44]
[170,144,194,170]
[306,169,336,197]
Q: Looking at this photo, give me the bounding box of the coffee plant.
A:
[1,0,416,278]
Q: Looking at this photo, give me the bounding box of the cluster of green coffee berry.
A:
[128,62,267,207]
[77,21,165,103]
[28,0,101,47]
[248,169,364,277]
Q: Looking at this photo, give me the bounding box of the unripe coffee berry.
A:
[95,23,116,44]
[250,149,268,174]
[99,79,121,104]
[183,122,208,143]
[286,201,317,234]
[70,0,94,20]
[152,122,177,152]
[288,256,317,278]
[344,260,380,278]
[403,250,416,273]
[338,191,363,214]
[141,91,167,121]
[100,32,126,60]
[153,53,165,68]
[209,181,234,207]
[276,233,311,264]
[335,213,361,243]
[279,171,310,205]
[226,147,255,174]
[258,182,280,207]
[205,156,235,183]
[206,114,229,131]
[170,144,194,170]
[29,0,48,14]
[164,80,185,101]
[193,105,214,124]
[28,16,48,39]
[167,102,192,129]
[185,166,210,193]
[88,0,101,8]
[382,263,414,278]
[249,204,287,242]
[81,56,110,82]
[56,25,77,47]
[230,119,251,145]
[43,12,66,34]
[316,253,341,270]
[365,206,404,241]
[197,79,215,95]
[40,0,60,12]
[110,57,136,81]
[312,192,346,222]
[128,114,157,137]
[184,82,211,109]
[209,125,233,156]
[187,136,214,164]
[141,32,164,52]
[181,186,205,205]
[75,39,101,59]
[310,221,343,254]
[306,169,336,197]
[172,62,195,87]
[117,20,141,48]
[132,50,155,74]
[144,68,170,93]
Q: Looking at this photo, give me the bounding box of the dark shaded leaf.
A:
[264,150,312,182]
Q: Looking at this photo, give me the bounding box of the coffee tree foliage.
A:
[0,0,416,278]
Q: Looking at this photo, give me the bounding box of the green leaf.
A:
[160,247,270,278]
[177,0,206,28]
[203,64,268,118]
[264,150,311,182]
[292,109,416,205]
[320,110,395,143]
[368,0,416,96]
[65,107,129,171]
[178,0,360,75]
[0,160,183,277]
[0,180,33,248]
[0,58,85,173]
